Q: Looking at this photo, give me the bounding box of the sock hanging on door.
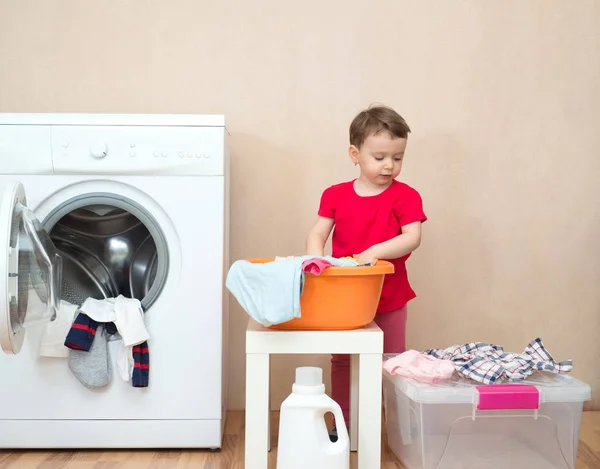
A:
[64,312,98,351]
[65,310,149,388]
[67,325,111,388]
[132,341,150,387]
[65,314,111,388]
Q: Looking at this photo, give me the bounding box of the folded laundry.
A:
[226,255,358,326]
[383,350,455,383]
[424,338,573,385]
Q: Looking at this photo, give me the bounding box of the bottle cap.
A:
[292,367,325,394]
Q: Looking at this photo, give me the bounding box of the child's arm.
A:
[355,221,422,264]
[306,216,335,256]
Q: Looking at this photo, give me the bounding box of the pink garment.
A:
[302,258,333,274]
[331,305,407,427]
[383,350,455,383]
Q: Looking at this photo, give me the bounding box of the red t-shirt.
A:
[318,179,427,313]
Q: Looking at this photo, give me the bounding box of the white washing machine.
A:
[0,113,229,449]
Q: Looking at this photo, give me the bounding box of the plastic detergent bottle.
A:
[276,366,349,469]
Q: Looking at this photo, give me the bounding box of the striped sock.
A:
[64,313,98,351]
[132,341,150,387]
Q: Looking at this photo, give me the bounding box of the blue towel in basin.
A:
[225,256,358,326]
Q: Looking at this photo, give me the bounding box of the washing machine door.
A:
[0,181,62,354]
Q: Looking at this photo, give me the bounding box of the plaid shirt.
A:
[424,338,573,385]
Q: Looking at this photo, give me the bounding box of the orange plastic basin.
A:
[248,258,394,330]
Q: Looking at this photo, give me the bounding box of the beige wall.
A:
[1,1,599,410]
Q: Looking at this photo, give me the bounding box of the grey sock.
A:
[68,325,111,388]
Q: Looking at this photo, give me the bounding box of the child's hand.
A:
[353,248,379,266]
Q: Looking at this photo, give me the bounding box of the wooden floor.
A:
[0,411,598,468]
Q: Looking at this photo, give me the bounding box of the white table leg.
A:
[358,353,382,469]
[350,354,359,452]
[245,353,270,469]
[268,355,271,452]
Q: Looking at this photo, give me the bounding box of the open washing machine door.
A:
[0,181,62,354]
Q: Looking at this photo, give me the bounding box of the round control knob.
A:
[90,143,108,158]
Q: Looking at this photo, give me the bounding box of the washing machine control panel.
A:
[51,125,226,176]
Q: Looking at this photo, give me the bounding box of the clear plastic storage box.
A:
[383,364,592,469]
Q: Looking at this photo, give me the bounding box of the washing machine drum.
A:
[49,206,158,306]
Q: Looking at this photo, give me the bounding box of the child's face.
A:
[349,132,407,186]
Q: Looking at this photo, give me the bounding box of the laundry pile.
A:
[39,295,150,389]
[384,338,573,385]
[225,255,362,326]
[383,350,455,384]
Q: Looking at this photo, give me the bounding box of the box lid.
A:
[383,367,592,405]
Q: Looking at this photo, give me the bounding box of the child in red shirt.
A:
[305,104,427,440]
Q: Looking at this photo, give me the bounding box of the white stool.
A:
[245,318,384,469]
